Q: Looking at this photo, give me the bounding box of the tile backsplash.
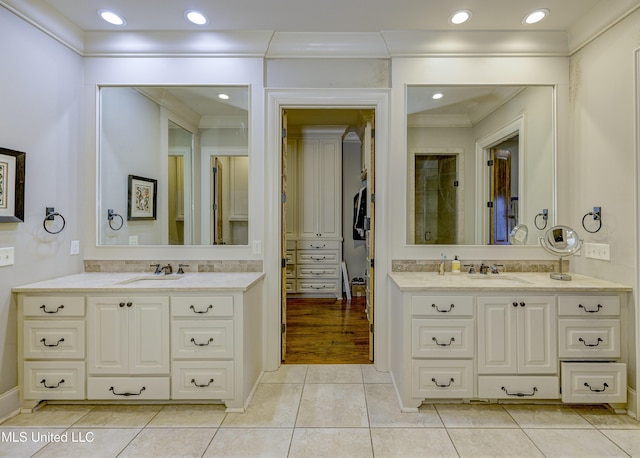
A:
[84,260,263,273]
[392,259,567,273]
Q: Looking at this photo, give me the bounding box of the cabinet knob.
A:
[119,302,125,308]
[512,302,518,307]
[126,302,133,307]
[520,302,526,307]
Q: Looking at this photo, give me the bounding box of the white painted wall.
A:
[0,7,83,415]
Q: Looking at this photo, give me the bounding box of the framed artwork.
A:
[0,147,26,223]
[127,175,157,220]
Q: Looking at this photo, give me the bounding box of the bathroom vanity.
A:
[389,272,631,412]
[13,272,264,413]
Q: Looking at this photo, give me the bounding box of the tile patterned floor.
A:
[2,364,640,457]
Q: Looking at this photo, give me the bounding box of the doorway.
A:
[281,108,375,364]
[488,136,519,245]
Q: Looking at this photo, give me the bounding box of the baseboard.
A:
[0,387,20,423]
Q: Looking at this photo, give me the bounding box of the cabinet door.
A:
[316,139,341,238]
[299,139,319,237]
[478,297,517,374]
[517,296,557,374]
[87,297,128,374]
[129,297,170,374]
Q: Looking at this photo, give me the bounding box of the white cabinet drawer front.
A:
[171,296,233,317]
[297,265,340,279]
[24,321,85,359]
[558,296,620,316]
[87,377,170,400]
[412,319,474,358]
[561,362,626,403]
[286,251,295,264]
[171,361,234,400]
[412,360,474,398]
[297,280,340,294]
[23,361,85,400]
[411,295,473,316]
[558,319,620,358]
[172,320,234,359]
[286,263,296,278]
[297,250,339,264]
[478,376,560,399]
[23,296,84,317]
[297,240,341,250]
[286,280,296,292]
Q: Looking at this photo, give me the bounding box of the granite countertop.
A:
[389,271,632,292]
[12,272,265,293]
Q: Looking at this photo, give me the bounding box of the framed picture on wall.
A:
[127,174,157,220]
[0,147,26,223]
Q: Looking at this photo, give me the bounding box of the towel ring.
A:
[582,207,602,233]
[43,207,66,234]
[534,209,548,230]
[108,209,124,231]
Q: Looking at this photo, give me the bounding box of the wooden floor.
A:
[284,297,371,364]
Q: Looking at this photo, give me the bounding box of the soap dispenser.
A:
[451,256,461,274]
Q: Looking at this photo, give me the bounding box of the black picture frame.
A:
[0,147,26,223]
[127,174,157,220]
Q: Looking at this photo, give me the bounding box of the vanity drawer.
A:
[23,320,85,359]
[297,265,340,279]
[297,240,341,250]
[558,319,620,358]
[558,295,620,316]
[297,250,340,264]
[297,279,341,294]
[171,296,233,318]
[561,362,626,403]
[23,296,85,317]
[412,360,474,398]
[286,280,296,292]
[412,319,474,358]
[87,376,170,400]
[171,361,234,400]
[478,375,560,399]
[171,320,234,359]
[23,361,85,400]
[411,295,473,317]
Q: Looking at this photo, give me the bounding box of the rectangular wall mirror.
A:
[406,85,555,246]
[98,86,249,246]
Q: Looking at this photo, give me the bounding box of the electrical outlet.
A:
[252,240,262,255]
[70,240,80,255]
[0,247,15,266]
[129,236,138,245]
[584,242,611,261]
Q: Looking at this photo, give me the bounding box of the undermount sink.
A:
[117,275,185,285]
[466,275,532,285]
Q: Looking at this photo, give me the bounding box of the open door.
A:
[365,115,375,361]
[281,110,288,361]
[212,157,223,245]
[489,141,515,245]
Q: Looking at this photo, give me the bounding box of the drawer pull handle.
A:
[432,303,454,313]
[190,304,213,314]
[431,377,454,388]
[310,285,327,289]
[584,382,609,392]
[310,270,326,275]
[310,244,326,248]
[501,386,538,397]
[191,378,215,388]
[109,386,146,397]
[310,256,327,261]
[190,337,214,347]
[40,338,64,347]
[40,379,65,389]
[40,304,64,314]
[579,304,602,313]
[579,337,603,347]
[432,336,455,346]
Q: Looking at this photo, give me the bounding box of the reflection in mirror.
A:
[407,85,554,246]
[509,224,529,245]
[99,86,249,246]
[540,225,583,281]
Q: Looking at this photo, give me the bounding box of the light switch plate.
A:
[0,247,15,266]
[252,240,262,255]
[584,242,610,261]
[129,236,138,245]
[70,240,80,255]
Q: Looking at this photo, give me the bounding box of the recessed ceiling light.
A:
[432,93,444,100]
[449,10,472,25]
[185,10,209,26]
[218,93,230,100]
[523,8,549,25]
[98,10,126,26]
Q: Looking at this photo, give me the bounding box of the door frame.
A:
[264,89,390,372]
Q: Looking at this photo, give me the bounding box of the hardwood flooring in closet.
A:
[284,297,371,364]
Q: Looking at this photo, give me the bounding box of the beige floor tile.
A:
[289,428,373,458]
[0,428,66,457]
[305,364,363,384]
[32,428,140,458]
[601,429,640,456]
[504,404,594,428]
[371,428,458,457]
[221,383,303,428]
[436,403,519,428]
[118,427,216,457]
[361,364,392,384]
[365,384,443,428]
[261,365,308,384]
[296,383,368,427]
[203,428,293,457]
[147,404,226,428]
[448,428,544,457]
[574,406,640,429]
[1,405,94,428]
[72,405,162,428]
[525,428,628,457]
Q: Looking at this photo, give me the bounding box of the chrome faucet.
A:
[465,264,477,274]
[479,263,490,275]
[150,263,162,275]
[161,264,173,275]
[490,264,504,274]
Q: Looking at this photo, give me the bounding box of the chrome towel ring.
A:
[43,207,65,234]
[581,206,602,233]
[108,209,124,230]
